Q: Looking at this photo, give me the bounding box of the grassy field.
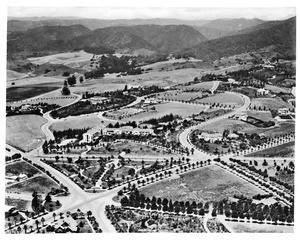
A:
[6,175,58,194]
[195,92,243,107]
[124,102,206,122]
[50,114,100,132]
[265,84,292,94]
[7,85,60,102]
[245,141,295,158]
[88,141,171,156]
[250,97,292,110]
[6,115,47,151]
[226,221,293,233]
[140,165,266,202]
[245,110,274,122]
[6,160,40,176]
[243,122,295,137]
[111,166,134,179]
[7,69,29,81]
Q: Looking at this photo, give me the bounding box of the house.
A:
[227,133,239,139]
[278,108,290,116]
[257,88,270,96]
[53,215,78,233]
[198,132,223,143]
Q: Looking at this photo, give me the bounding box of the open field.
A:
[6,175,59,194]
[124,102,206,122]
[194,92,243,107]
[6,160,40,176]
[7,75,64,88]
[245,141,295,158]
[7,89,78,107]
[50,114,100,132]
[7,85,60,102]
[265,84,292,94]
[111,166,134,179]
[140,165,266,202]
[88,141,171,156]
[243,122,295,137]
[225,221,293,233]
[250,97,292,110]
[6,115,47,151]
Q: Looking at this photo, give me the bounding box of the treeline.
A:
[121,189,294,223]
[107,121,138,129]
[144,113,177,125]
[52,128,90,142]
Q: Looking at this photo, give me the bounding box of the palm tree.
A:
[52,212,56,222]
[17,226,22,233]
[41,217,45,226]
[13,216,18,226]
[23,224,28,234]
[35,219,40,232]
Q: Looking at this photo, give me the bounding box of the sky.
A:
[7,7,296,21]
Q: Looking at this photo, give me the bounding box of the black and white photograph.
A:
[2,0,298,236]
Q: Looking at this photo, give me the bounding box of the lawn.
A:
[88,141,171,156]
[245,141,295,158]
[250,97,292,110]
[265,84,292,94]
[245,110,274,122]
[6,85,60,102]
[50,114,100,132]
[124,102,206,122]
[6,115,47,151]
[140,165,266,203]
[6,175,59,194]
[6,160,40,176]
[111,166,134,179]
[177,81,215,91]
[201,119,256,132]
[243,122,295,137]
[195,92,243,107]
[225,221,293,233]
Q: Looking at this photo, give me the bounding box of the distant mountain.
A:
[7,18,211,32]
[7,25,91,59]
[7,24,208,59]
[105,25,208,53]
[178,17,296,60]
[193,18,265,39]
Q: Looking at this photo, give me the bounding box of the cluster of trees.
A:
[244,116,275,128]
[52,128,89,143]
[67,75,76,86]
[107,121,138,129]
[62,80,70,95]
[5,153,22,162]
[6,103,60,117]
[144,113,177,126]
[127,85,165,97]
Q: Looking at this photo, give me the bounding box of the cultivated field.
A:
[176,81,215,91]
[7,89,78,107]
[6,175,58,194]
[6,115,47,151]
[194,92,243,107]
[49,114,101,132]
[140,165,266,202]
[250,97,292,110]
[124,102,206,122]
[156,91,204,102]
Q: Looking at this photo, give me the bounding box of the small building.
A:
[198,132,223,143]
[278,108,290,116]
[227,133,239,139]
[275,115,293,122]
[257,88,270,96]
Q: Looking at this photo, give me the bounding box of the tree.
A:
[67,75,77,86]
[45,194,52,203]
[62,71,70,77]
[41,217,45,226]
[62,86,70,95]
[52,212,56,222]
[79,76,84,83]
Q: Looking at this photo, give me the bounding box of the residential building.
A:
[198,132,223,143]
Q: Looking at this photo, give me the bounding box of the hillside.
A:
[7,24,92,59]
[105,25,208,53]
[193,18,265,39]
[178,17,296,60]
